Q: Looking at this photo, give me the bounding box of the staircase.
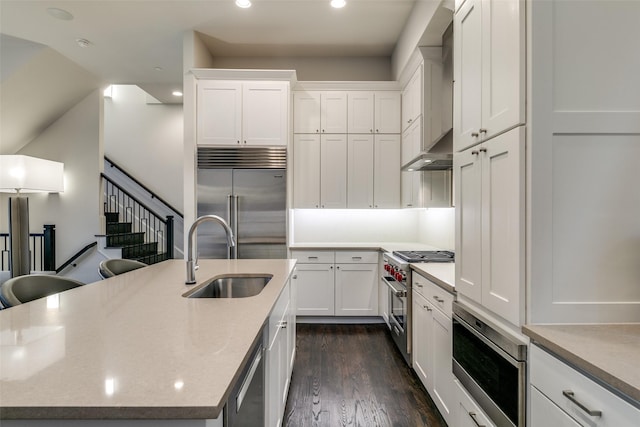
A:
[104,211,170,265]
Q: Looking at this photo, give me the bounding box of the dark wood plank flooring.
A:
[284,323,447,427]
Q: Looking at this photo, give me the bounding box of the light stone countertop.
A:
[523,324,640,408]
[409,263,455,294]
[0,259,297,420]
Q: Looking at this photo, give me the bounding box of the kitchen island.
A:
[0,259,297,424]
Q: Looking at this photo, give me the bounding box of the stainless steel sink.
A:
[183,274,272,298]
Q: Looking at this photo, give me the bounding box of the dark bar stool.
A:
[98,259,147,279]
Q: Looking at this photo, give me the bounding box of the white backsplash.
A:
[290,208,454,249]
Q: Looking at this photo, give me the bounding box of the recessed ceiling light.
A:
[331,0,346,8]
[47,8,74,20]
[172,91,183,97]
[154,66,163,71]
[76,38,91,48]
[235,0,251,8]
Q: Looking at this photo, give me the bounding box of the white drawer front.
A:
[530,345,640,427]
[413,272,453,317]
[291,250,335,264]
[335,251,378,264]
[531,385,581,427]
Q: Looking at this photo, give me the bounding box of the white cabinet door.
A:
[347,91,374,134]
[293,134,321,208]
[293,91,321,133]
[374,91,401,134]
[242,82,288,146]
[267,323,284,427]
[454,380,497,427]
[454,145,483,303]
[197,81,242,145]
[334,263,378,316]
[412,291,432,388]
[454,0,482,152]
[402,65,423,132]
[454,0,525,152]
[480,0,525,140]
[531,386,582,427]
[347,134,374,208]
[423,59,444,148]
[402,171,422,209]
[480,128,525,325]
[373,134,401,208]
[431,307,453,424]
[320,134,347,208]
[401,119,422,166]
[320,92,347,134]
[423,170,452,208]
[295,263,335,316]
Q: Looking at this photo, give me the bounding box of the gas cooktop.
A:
[392,250,455,263]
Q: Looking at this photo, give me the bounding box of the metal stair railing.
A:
[0,225,56,272]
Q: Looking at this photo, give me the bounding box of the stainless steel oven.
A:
[452,302,527,427]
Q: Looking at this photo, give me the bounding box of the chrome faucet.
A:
[186,215,235,284]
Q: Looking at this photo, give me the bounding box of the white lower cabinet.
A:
[454,379,497,427]
[412,272,455,425]
[292,250,378,317]
[530,344,640,427]
[266,279,295,427]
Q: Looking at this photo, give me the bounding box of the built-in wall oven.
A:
[382,250,455,364]
[452,302,527,427]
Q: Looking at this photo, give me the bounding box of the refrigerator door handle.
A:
[227,195,236,259]
[232,195,239,259]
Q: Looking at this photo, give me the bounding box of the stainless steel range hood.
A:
[401,128,453,171]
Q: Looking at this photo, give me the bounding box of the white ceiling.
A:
[1,0,419,97]
[0,0,455,154]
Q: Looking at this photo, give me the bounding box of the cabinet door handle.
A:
[292,275,298,279]
[376,129,379,133]
[370,129,374,133]
[424,306,432,311]
[471,132,479,137]
[415,283,423,288]
[408,119,412,123]
[330,266,333,269]
[479,128,487,134]
[562,390,602,417]
[471,150,480,155]
[433,296,444,303]
[316,129,319,133]
[468,412,486,427]
[280,321,288,329]
[237,140,240,144]
[479,147,487,153]
[322,129,325,133]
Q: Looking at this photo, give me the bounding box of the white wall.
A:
[103,85,184,211]
[417,207,454,250]
[209,56,392,81]
[0,90,103,283]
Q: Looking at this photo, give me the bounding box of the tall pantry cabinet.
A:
[453,0,526,327]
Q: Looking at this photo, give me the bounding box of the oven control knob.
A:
[395,272,403,282]
[384,264,390,272]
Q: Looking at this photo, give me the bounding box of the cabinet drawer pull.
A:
[471,132,479,137]
[471,150,479,155]
[352,256,362,260]
[469,412,487,427]
[415,283,423,288]
[308,256,318,260]
[433,296,444,303]
[468,412,485,427]
[562,390,602,417]
[424,306,432,311]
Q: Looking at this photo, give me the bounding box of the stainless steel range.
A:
[382,250,454,363]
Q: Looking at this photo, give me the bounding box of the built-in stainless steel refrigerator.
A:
[196,147,287,259]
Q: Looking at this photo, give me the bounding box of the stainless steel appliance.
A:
[225,328,265,427]
[197,147,287,259]
[452,302,527,427]
[382,250,454,363]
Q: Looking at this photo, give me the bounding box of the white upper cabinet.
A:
[347,91,401,134]
[347,134,374,208]
[294,91,347,134]
[198,80,288,146]
[347,92,374,134]
[293,133,347,209]
[374,92,402,134]
[454,127,525,326]
[402,66,423,132]
[453,0,525,152]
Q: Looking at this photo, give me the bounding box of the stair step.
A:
[106,232,145,247]
[106,222,132,235]
[105,212,120,224]
[134,252,170,265]
[122,242,158,259]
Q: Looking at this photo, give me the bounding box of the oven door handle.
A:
[382,276,406,297]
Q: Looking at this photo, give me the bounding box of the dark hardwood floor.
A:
[283,323,447,427]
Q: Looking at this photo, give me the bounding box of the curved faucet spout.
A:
[186,215,235,284]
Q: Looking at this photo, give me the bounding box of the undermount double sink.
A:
[183,274,272,299]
